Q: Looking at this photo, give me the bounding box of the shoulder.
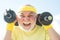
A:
[35,25,46,32]
[36,25,44,30]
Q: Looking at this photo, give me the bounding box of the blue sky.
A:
[0,0,60,40]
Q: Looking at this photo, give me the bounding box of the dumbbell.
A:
[36,12,53,26]
[4,9,18,26]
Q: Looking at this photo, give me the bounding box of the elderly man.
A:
[4,4,60,40]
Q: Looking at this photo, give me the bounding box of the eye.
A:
[28,15,34,17]
[20,15,25,18]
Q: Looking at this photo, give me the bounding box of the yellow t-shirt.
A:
[12,25,50,40]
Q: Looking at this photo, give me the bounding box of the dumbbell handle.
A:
[44,16,53,21]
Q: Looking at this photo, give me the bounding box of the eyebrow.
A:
[28,12,36,15]
[20,12,36,15]
[29,12,35,14]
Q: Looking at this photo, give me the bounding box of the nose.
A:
[24,17,30,21]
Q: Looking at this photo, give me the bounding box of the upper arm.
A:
[4,30,12,40]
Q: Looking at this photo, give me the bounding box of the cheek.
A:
[30,17,36,23]
[17,18,24,24]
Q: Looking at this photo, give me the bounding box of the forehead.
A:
[18,11,36,15]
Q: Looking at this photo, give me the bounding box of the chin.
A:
[19,24,35,32]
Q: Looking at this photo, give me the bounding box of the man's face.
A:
[17,11,37,32]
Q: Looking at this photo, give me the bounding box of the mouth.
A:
[23,22,31,26]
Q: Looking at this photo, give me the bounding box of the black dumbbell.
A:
[4,9,18,26]
[36,14,42,26]
[36,12,53,26]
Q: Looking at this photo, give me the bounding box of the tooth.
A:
[24,22,30,24]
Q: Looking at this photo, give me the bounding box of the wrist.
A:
[43,24,52,30]
[6,22,14,31]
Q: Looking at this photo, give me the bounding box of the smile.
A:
[23,22,31,26]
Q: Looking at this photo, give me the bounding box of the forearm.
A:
[4,30,12,40]
[47,28,60,40]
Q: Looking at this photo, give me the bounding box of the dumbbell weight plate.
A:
[40,12,53,25]
[4,9,16,23]
[36,14,42,26]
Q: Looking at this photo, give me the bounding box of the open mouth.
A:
[23,22,31,26]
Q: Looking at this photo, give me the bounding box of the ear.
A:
[14,15,19,26]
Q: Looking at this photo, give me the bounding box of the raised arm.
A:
[43,25,60,40]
